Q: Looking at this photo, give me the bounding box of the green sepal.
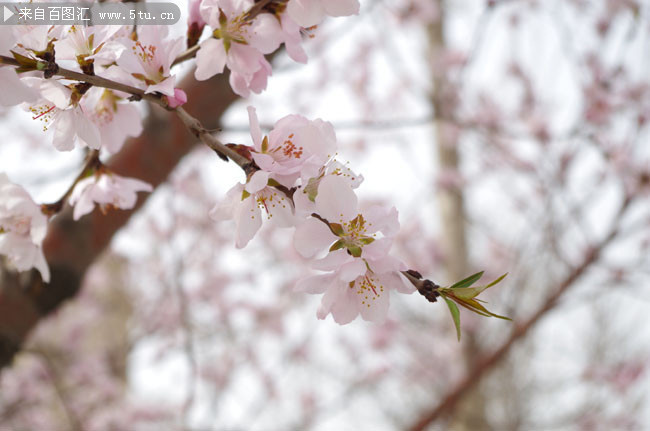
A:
[261,136,269,153]
[218,9,228,27]
[359,237,375,245]
[267,178,282,187]
[10,50,38,69]
[304,177,320,202]
[347,245,362,258]
[241,190,251,200]
[329,240,345,252]
[329,223,345,236]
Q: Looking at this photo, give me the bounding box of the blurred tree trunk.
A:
[428,2,490,429]
[0,70,239,370]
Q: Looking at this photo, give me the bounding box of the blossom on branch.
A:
[54,25,124,73]
[69,172,153,221]
[113,26,184,97]
[248,106,336,187]
[286,0,360,27]
[194,0,280,96]
[209,171,294,248]
[0,173,50,282]
[293,159,363,218]
[24,79,101,152]
[296,252,412,324]
[79,88,143,154]
[293,175,398,259]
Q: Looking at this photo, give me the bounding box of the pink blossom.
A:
[24,79,101,152]
[0,27,38,106]
[293,160,363,218]
[286,0,360,27]
[79,88,143,154]
[165,88,188,109]
[295,252,412,324]
[209,171,294,248]
[293,175,399,259]
[194,0,283,96]
[68,173,153,221]
[248,106,337,187]
[0,173,50,282]
[54,25,124,70]
[278,14,308,64]
[113,26,184,97]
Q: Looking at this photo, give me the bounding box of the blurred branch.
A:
[409,195,633,431]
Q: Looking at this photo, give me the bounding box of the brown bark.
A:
[0,70,239,369]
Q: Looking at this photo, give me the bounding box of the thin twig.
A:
[172,44,200,67]
[41,150,101,216]
[174,107,254,170]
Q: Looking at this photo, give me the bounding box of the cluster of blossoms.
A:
[191,0,359,96]
[0,1,359,288]
[210,107,415,324]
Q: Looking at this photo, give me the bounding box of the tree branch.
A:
[408,195,632,431]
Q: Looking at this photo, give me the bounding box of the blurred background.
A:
[1,0,650,430]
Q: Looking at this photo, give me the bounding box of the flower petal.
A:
[314,175,358,223]
[294,217,336,258]
[195,38,226,81]
[295,273,335,294]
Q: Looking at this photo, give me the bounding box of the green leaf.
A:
[485,273,508,289]
[453,296,511,320]
[446,273,509,300]
[449,271,484,289]
[443,295,462,341]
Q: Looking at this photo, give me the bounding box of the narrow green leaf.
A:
[443,296,462,341]
[485,273,508,289]
[455,296,511,320]
[444,273,509,300]
[449,271,484,289]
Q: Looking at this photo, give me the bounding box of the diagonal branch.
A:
[408,195,632,431]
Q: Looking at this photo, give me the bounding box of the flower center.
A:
[271,133,303,160]
[255,188,288,219]
[0,215,31,236]
[350,274,385,308]
[342,214,375,245]
[29,104,57,131]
